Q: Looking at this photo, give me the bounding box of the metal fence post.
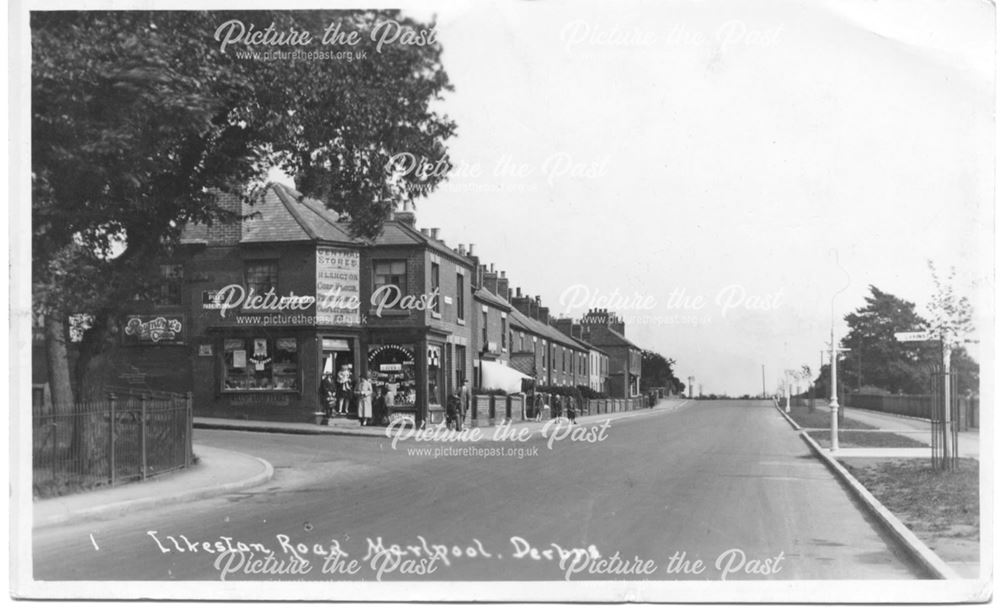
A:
[108,393,117,485]
[140,394,148,480]
[186,392,193,467]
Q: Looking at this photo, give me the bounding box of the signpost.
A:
[894,331,934,343]
[895,329,955,468]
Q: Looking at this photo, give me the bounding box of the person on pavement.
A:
[356,373,373,426]
[319,373,336,423]
[459,378,472,430]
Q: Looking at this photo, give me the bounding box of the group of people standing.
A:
[319,364,376,426]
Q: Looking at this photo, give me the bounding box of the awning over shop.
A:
[481,360,532,393]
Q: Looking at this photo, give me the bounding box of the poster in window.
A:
[316,247,361,326]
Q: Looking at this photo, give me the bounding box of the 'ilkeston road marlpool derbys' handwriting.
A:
[145,531,784,581]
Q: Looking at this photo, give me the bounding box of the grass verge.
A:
[785,404,875,430]
[841,457,979,574]
[807,430,929,449]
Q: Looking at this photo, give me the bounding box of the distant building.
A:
[578,309,642,398]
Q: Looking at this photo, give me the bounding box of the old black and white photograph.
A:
[9,0,995,604]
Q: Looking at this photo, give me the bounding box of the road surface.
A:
[34,400,921,581]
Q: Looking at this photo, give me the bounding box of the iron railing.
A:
[33,390,193,498]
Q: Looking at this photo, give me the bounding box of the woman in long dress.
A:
[356,374,373,426]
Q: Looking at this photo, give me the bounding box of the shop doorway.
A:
[322,338,355,415]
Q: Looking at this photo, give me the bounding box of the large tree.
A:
[812,284,978,396]
[640,350,683,394]
[32,10,457,405]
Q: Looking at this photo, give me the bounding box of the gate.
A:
[930,368,959,470]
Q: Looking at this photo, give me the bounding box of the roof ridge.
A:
[295,194,355,238]
[270,183,319,241]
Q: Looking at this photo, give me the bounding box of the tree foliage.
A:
[640,350,683,394]
[32,10,457,402]
[812,284,978,396]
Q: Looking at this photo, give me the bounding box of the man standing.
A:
[319,373,336,423]
[459,378,472,430]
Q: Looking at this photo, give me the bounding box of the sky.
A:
[344,0,992,396]
[54,0,985,397]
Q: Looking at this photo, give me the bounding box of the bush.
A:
[576,385,608,400]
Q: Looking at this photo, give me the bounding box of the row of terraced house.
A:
[41,184,644,427]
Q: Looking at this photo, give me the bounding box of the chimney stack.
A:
[420,227,430,236]
[496,271,509,303]
[394,201,417,226]
[458,244,466,256]
[483,266,499,294]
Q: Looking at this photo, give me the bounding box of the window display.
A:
[368,344,417,409]
[223,337,299,391]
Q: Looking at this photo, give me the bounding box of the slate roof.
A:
[474,287,513,311]
[243,183,359,245]
[584,325,641,350]
[506,302,589,352]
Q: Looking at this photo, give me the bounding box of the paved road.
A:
[34,400,921,581]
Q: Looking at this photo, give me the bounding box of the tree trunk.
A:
[44,311,74,408]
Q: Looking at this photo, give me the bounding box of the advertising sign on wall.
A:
[316,247,361,325]
[122,315,185,345]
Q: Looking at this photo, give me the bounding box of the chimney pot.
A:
[458,244,467,255]
[516,287,522,298]
[430,228,440,240]
[468,243,475,256]
[420,227,429,236]
[500,271,506,278]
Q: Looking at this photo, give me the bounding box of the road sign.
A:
[894,331,935,342]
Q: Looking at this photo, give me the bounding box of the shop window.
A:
[430,262,440,315]
[374,260,407,295]
[456,273,465,321]
[368,344,417,410]
[223,337,298,391]
[158,264,184,305]
[427,345,445,406]
[245,261,278,295]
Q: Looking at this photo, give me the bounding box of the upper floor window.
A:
[456,273,465,321]
[374,260,407,295]
[430,262,440,315]
[501,315,508,350]
[158,264,184,305]
[245,261,278,295]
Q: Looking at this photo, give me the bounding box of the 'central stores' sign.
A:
[200,247,363,327]
[315,247,361,325]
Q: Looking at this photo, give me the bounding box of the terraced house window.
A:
[430,262,440,315]
[374,260,407,295]
[245,261,278,294]
[456,273,465,321]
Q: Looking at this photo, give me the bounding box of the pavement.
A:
[33,444,274,529]
[33,399,924,584]
[813,403,979,458]
[194,398,691,439]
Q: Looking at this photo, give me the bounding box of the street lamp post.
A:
[829,328,840,451]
